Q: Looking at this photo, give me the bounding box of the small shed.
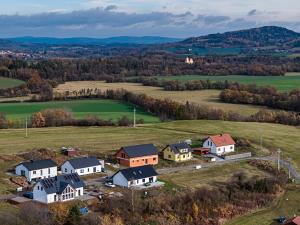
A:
[61,147,77,157]
[193,148,210,155]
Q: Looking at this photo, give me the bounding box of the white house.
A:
[33,173,85,204]
[15,159,57,182]
[112,165,158,188]
[203,134,236,156]
[61,156,103,176]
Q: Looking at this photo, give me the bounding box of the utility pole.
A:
[259,128,263,151]
[25,117,28,138]
[277,148,281,171]
[133,108,136,128]
[287,158,292,179]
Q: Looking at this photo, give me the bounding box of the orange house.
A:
[115,144,159,167]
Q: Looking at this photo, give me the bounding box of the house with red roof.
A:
[284,216,300,225]
[202,134,235,156]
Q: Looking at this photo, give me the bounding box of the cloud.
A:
[104,5,118,11]
[195,15,231,25]
[0,6,299,38]
[248,9,257,16]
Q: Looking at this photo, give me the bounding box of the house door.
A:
[149,177,153,183]
[21,170,25,176]
[145,159,148,165]
[78,190,81,196]
[93,167,96,172]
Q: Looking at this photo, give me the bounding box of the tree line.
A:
[220,83,300,112]
[1,55,300,85]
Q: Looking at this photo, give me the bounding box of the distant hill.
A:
[181,26,300,48]
[7,36,183,46]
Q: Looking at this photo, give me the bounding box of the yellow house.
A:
[162,142,193,162]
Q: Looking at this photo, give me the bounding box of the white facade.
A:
[61,161,103,176]
[112,172,157,188]
[15,164,57,182]
[203,138,235,155]
[33,182,84,204]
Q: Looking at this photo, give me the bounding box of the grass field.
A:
[227,185,300,225]
[156,73,300,92]
[0,99,159,123]
[0,77,25,89]
[0,120,299,168]
[55,81,268,116]
[160,161,270,189]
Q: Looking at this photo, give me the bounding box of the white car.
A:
[105,182,116,188]
[195,165,202,170]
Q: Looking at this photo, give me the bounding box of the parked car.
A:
[195,165,202,170]
[80,207,89,215]
[23,192,33,199]
[144,182,151,187]
[105,182,116,188]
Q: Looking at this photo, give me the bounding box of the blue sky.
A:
[0,0,299,37]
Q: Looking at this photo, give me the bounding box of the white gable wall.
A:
[16,165,57,182]
[33,182,48,203]
[61,161,102,176]
[33,182,84,204]
[203,138,235,155]
[112,172,157,188]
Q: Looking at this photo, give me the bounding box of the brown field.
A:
[160,161,270,189]
[55,81,269,116]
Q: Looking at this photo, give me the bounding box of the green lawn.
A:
[0,99,159,123]
[0,77,25,89]
[157,73,300,92]
[227,185,300,225]
[0,120,299,169]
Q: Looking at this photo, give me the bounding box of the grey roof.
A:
[67,157,101,169]
[121,144,158,158]
[166,142,193,154]
[19,159,57,171]
[114,165,158,181]
[39,173,85,194]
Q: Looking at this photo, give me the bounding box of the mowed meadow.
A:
[155,73,300,92]
[55,81,269,116]
[0,99,159,123]
[1,120,300,168]
[0,77,25,89]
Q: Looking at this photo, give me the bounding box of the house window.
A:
[142,179,145,183]
[54,195,57,202]
[183,154,186,158]
[33,171,36,175]
[65,168,68,173]
[41,187,43,191]
[48,168,50,174]
[230,146,233,149]
[153,158,156,161]
[121,153,125,158]
[87,168,90,172]
[168,155,171,159]
[40,170,43,175]
[80,169,84,173]
[37,186,40,190]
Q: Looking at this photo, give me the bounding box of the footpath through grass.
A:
[0,99,159,123]
[0,77,25,89]
[157,73,300,92]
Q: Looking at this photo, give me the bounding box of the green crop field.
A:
[157,73,300,92]
[0,77,25,89]
[0,99,159,123]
